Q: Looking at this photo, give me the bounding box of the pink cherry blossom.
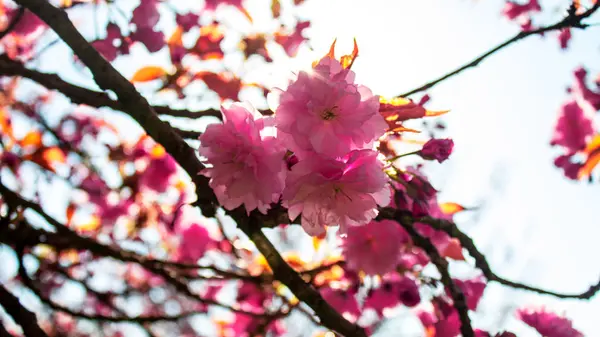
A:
[199,102,287,214]
[6,8,46,37]
[453,277,486,310]
[342,219,408,275]
[139,154,178,193]
[91,23,129,61]
[420,138,454,163]
[320,286,361,319]
[204,0,244,11]
[130,0,165,52]
[176,12,200,32]
[572,67,600,110]
[558,28,572,50]
[502,0,541,20]
[364,275,421,317]
[550,100,594,154]
[282,149,390,236]
[177,223,214,262]
[517,307,583,337]
[554,155,583,180]
[274,21,311,57]
[272,57,387,158]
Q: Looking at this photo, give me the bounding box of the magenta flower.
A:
[282,149,390,236]
[272,57,387,158]
[177,224,214,262]
[320,286,361,319]
[453,277,486,310]
[554,155,583,180]
[139,154,178,193]
[572,67,600,110]
[199,103,287,214]
[550,100,594,154]
[364,275,421,317]
[342,219,408,275]
[420,138,454,163]
[502,0,541,20]
[558,28,572,50]
[517,307,583,337]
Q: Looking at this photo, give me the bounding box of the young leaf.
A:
[131,66,167,83]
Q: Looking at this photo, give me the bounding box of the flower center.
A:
[321,109,336,121]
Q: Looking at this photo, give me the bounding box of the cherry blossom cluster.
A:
[199,53,393,236]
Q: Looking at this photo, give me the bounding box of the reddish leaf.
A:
[195,72,242,101]
[66,203,76,225]
[271,0,281,18]
[339,38,359,69]
[131,66,167,83]
[26,146,66,172]
[439,202,466,215]
[442,238,465,261]
[20,131,42,148]
[193,24,224,60]
[578,148,600,179]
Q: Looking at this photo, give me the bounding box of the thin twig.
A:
[0,7,25,41]
[393,211,474,337]
[398,3,600,97]
[414,214,600,299]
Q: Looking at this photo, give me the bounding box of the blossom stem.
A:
[386,150,421,162]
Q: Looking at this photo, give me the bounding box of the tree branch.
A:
[413,214,600,300]
[238,215,367,337]
[12,0,218,215]
[8,1,390,335]
[392,211,474,337]
[398,2,600,97]
[0,55,221,120]
[0,285,50,337]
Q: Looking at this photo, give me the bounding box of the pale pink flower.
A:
[282,149,390,236]
[550,100,594,154]
[272,57,387,158]
[517,307,583,337]
[342,219,408,275]
[199,103,286,214]
[177,224,214,262]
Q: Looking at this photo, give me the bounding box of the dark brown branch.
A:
[2,0,217,214]
[0,7,25,41]
[413,214,600,300]
[0,184,265,317]
[0,285,50,337]
[393,211,474,337]
[9,1,372,335]
[238,215,367,337]
[0,55,221,120]
[398,3,600,97]
[16,251,199,323]
[0,321,13,337]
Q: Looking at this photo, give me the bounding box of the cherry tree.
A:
[0,0,598,337]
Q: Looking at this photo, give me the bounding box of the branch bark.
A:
[0,285,50,337]
[392,211,474,337]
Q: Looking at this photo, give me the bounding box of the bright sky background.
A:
[299,0,600,335]
[2,0,600,336]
